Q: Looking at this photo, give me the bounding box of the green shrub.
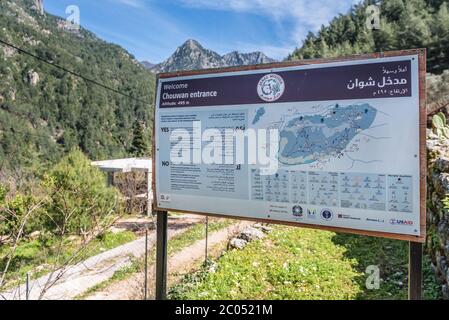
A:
[0,185,45,238]
[42,148,119,236]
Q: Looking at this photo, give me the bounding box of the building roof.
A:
[91,158,152,173]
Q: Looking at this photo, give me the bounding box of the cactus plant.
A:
[432,112,449,139]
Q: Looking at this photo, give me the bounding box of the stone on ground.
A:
[229,238,248,250]
[239,227,265,242]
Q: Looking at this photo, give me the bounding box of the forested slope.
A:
[0,0,155,171]
[289,0,449,74]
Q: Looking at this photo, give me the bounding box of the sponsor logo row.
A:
[291,205,413,226]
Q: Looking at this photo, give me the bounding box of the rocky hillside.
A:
[0,0,155,170]
[426,131,449,299]
[149,39,275,73]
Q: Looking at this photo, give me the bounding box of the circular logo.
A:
[257,73,285,102]
[292,205,303,217]
[320,209,333,221]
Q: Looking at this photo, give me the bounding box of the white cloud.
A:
[114,0,144,8]
[179,0,361,51]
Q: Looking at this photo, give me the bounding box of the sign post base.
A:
[156,210,168,300]
[408,241,423,300]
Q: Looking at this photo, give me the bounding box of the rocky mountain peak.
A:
[147,39,275,73]
[184,39,201,50]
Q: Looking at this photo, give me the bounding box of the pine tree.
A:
[429,2,449,71]
[130,121,149,157]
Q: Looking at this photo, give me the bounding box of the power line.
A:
[0,38,152,105]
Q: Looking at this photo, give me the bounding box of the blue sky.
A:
[45,0,360,63]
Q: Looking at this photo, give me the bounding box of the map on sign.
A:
[154,52,424,241]
[278,103,378,166]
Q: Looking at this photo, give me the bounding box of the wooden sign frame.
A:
[152,49,427,243]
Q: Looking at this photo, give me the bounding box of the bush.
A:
[42,148,120,236]
[0,185,45,238]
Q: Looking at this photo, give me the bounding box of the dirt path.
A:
[1,214,204,300]
[84,221,253,300]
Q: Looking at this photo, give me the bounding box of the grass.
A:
[168,219,233,255]
[75,218,235,299]
[332,231,441,300]
[169,226,441,300]
[0,230,136,290]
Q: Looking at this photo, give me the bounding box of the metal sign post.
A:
[408,241,423,300]
[144,228,148,300]
[26,272,30,300]
[156,210,168,300]
[205,216,209,264]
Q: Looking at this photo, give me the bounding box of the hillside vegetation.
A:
[0,0,155,173]
[289,0,449,74]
